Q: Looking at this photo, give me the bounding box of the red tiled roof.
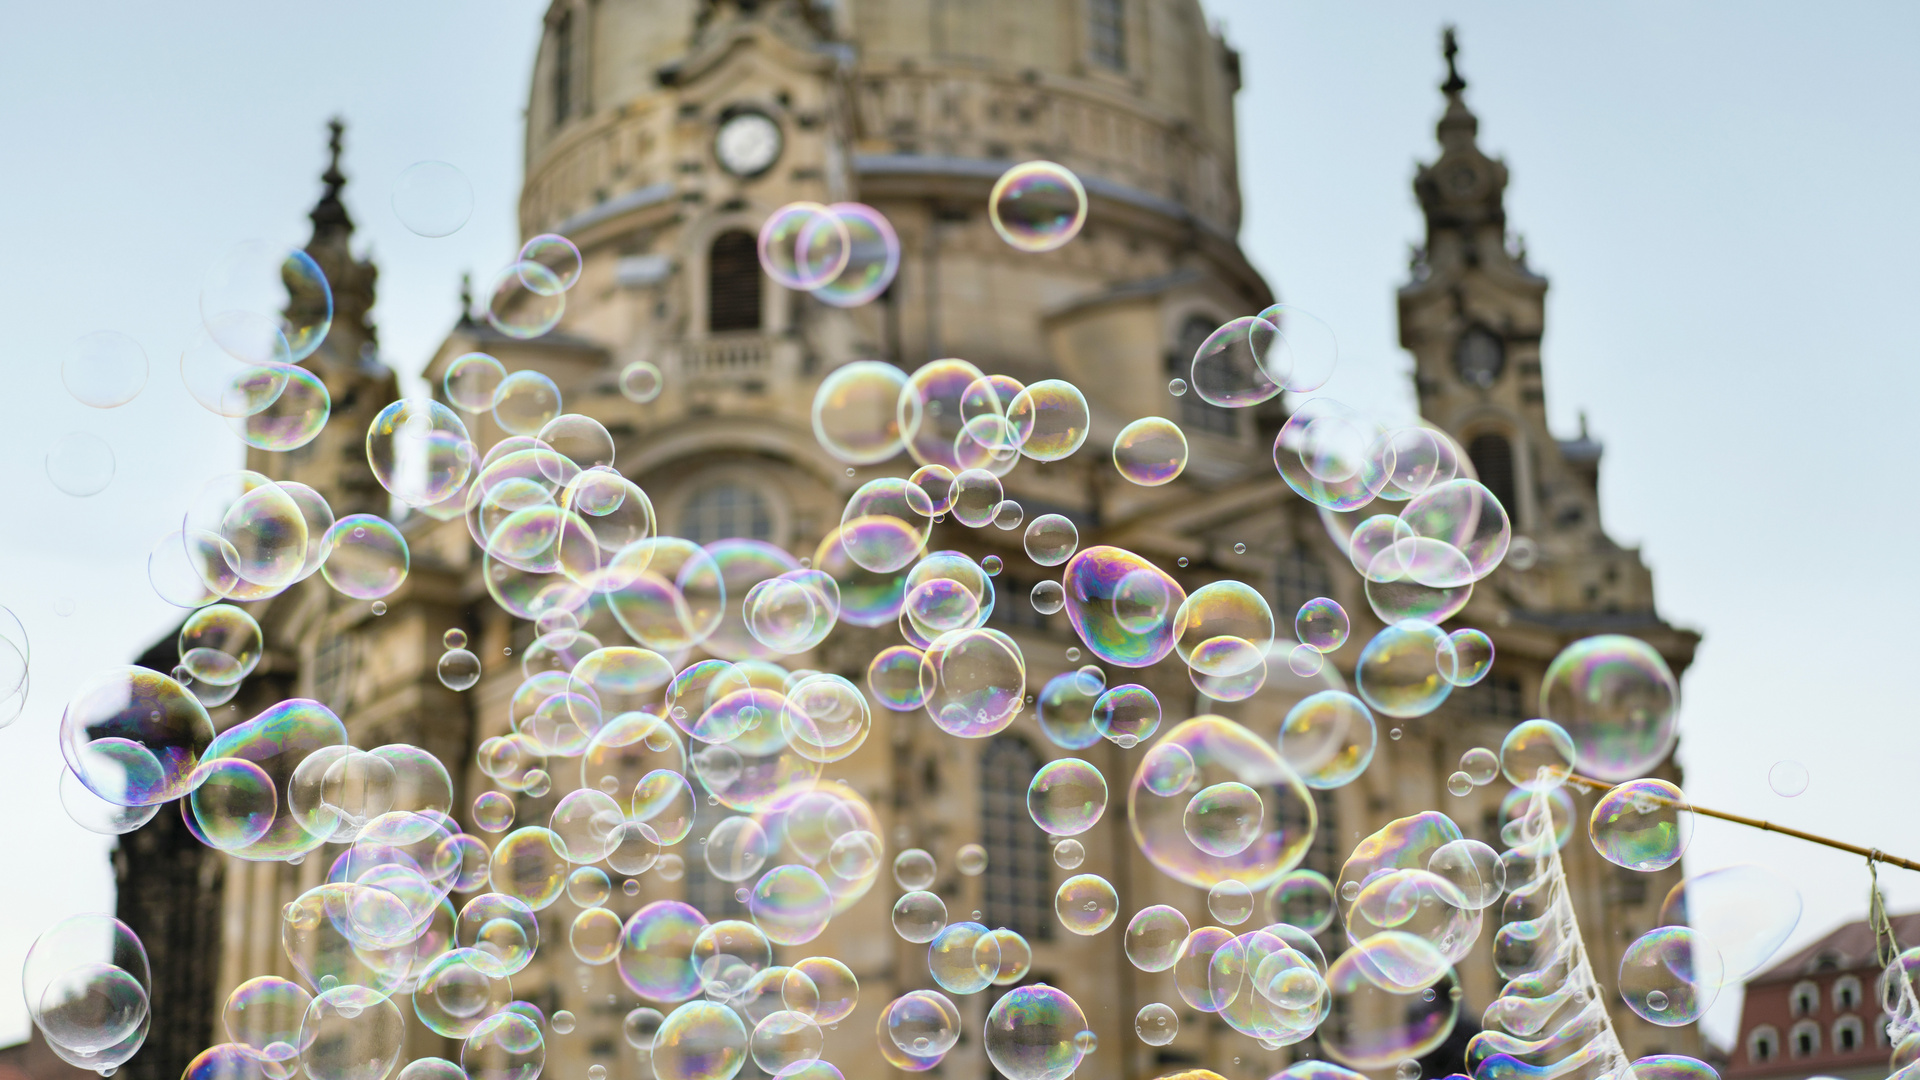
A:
[1755,911,1920,983]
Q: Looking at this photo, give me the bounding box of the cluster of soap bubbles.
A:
[26,154,1761,1080]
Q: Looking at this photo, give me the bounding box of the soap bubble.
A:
[1621,926,1724,1026]
[45,433,115,497]
[298,986,405,1080]
[1278,690,1376,789]
[64,331,149,408]
[928,922,999,995]
[1295,597,1349,652]
[1318,934,1458,1068]
[1183,782,1264,858]
[1192,316,1283,409]
[1267,870,1337,934]
[1027,758,1108,836]
[1590,778,1692,872]
[983,984,1088,1080]
[1657,865,1801,982]
[750,1009,823,1074]
[1768,760,1808,797]
[758,203,850,291]
[1274,397,1390,510]
[1135,1002,1178,1046]
[1459,747,1498,785]
[1208,880,1255,925]
[24,914,151,1069]
[1112,417,1189,486]
[1092,683,1160,747]
[1500,719,1577,792]
[884,989,960,1058]
[1130,717,1314,888]
[461,1009,543,1080]
[1054,874,1118,935]
[988,162,1087,253]
[1440,628,1493,686]
[445,353,506,412]
[61,666,214,807]
[1124,906,1190,972]
[1024,515,1079,566]
[1356,621,1455,719]
[1541,635,1680,782]
[392,161,473,237]
[366,398,473,508]
[892,891,947,944]
[814,361,909,465]
[1006,380,1091,462]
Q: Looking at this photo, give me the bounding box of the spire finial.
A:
[1442,26,1466,96]
[459,272,473,321]
[311,117,353,239]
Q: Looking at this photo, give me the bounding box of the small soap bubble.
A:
[1769,760,1808,797]
[1168,378,1187,397]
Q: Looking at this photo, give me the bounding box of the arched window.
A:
[680,483,774,544]
[1466,432,1516,517]
[1835,975,1862,1011]
[981,737,1052,940]
[1170,315,1237,437]
[708,231,762,333]
[1747,1025,1777,1064]
[1834,1015,1864,1053]
[1790,1019,1821,1058]
[1792,980,1820,1018]
[1089,0,1126,70]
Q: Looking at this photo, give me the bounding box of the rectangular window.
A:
[552,11,573,128]
[1089,0,1126,71]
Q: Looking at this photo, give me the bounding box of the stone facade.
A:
[115,7,1700,1080]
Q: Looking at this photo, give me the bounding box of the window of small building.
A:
[1834,975,1862,1011]
[1790,1019,1821,1058]
[1747,1025,1777,1064]
[680,483,774,545]
[1089,0,1126,71]
[708,231,762,333]
[1834,1016,1864,1053]
[1792,980,1820,1018]
[981,736,1052,940]
[1466,431,1516,517]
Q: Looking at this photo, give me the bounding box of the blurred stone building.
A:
[114,4,1699,1080]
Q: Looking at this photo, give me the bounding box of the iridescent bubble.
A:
[812,202,901,307]
[1267,869,1337,934]
[180,318,291,419]
[224,975,312,1069]
[1192,316,1283,409]
[59,767,159,835]
[928,921,1000,995]
[297,987,406,1080]
[412,948,511,1038]
[1113,417,1189,486]
[693,919,774,1000]
[750,1009,823,1074]
[866,646,934,711]
[1621,926,1724,1026]
[1541,634,1680,782]
[1319,933,1458,1069]
[64,331,149,408]
[758,203,850,291]
[814,361,909,464]
[178,604,263,687]
[1024,515,1079,567]
[201,240,332,363]
[1051,839,1084,870]
[1274,397,1390,511]
[492,370,563,435]
[922,627,1025,739]
[1062,547,1185,667]
[397,1060,464,1080]
[948,469,1003,529]
[1006,380,1090,463]
[61,666,213,806]
[1657,865,1802,982]
[45,433,114,497]
[1173,580,1273,676]
[893,849,937,891]
[1401,478,1510,579]
[748,865,833,946]
[623,1007,665,1050]
[189,757,278,850]
[1355,621,1454,719]
[1183,782,1264,857]
[445,353,506,411]
[791,957,858,1024]
[1054,874,1118,936]
[988,928,1033,985]
[956,843,987,876]
[617,901,708,1004]
[1590,778,1692,872]
[1135,1002,1178,1046]
[459,1010,544,1080]
[1295,597,1349,652]
[1278,690,1376,790]
[392,161,473,237]
[1500,719,1577,792]
[366,398,473,508]
[884,990,960,1059]
[437,648,480,691]
[1459,747,1498,785]
[619,359,663,403]
[988,162,1087,253]
[518,233,581,293]
[1030,581,1065,616]
[1027,758,1108,836]
[1092,683,1160,747]
[233,364,330,452]
[892,891,947,944]
[1140,742,1196,798]
[1124,906,1190,972]
[1363,538,1473,625]
[488,827,569,910]
[1208,880,1255,925]
[1425,839,1506,910]
[24,913,150,1069]
[1498,785,1575,851]
[1254,303,1340,393]
[983,984,1088,1080]
[1441,628,1493,686]
[321,514,409,600]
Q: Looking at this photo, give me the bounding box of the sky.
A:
[2,0,1917,1055]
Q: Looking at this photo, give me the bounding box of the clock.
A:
[714,111,782,178]
[1454,326,1505,389]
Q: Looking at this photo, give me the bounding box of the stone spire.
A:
[1412,27,1509,249]
[301,117,378,354]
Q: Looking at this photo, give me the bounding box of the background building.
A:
[110,3,1699,1079]
[1727,912,1920,1080]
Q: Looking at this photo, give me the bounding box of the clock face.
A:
[715,111,782,178]
[1454,327,1506,389]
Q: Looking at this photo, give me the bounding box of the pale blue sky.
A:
[1,0,1915,1051]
